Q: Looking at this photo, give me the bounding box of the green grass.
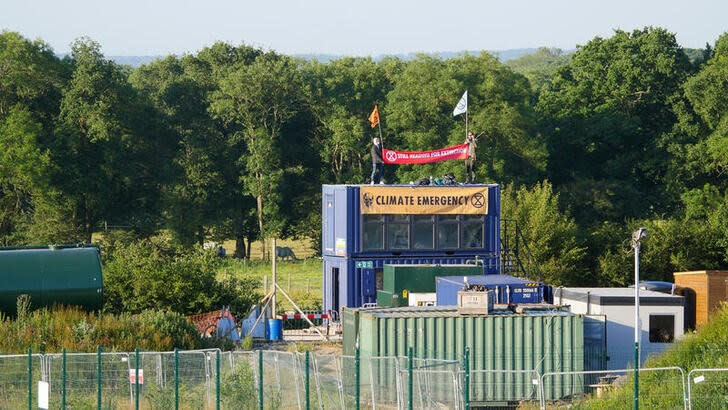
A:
[217,258,323,312]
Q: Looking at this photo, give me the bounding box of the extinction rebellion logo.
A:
[363,193,374,208]
[385,151,397,162]
[471,192,485,208]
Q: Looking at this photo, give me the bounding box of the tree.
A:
[538,27,693,224]
[386,53,546,185]
[501,181,588,285]
[304,57,393,183]
[210,53,307,258]
[0,107,50,244]
[53,37,162,242]
[0,31,67,244]
[506,47,571,92]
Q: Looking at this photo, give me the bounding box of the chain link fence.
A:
[1,348,726,409]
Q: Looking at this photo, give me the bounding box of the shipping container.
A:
[343,305,589,403]
[322,184,501,313]
[0,245,103,314]
[436,274,552,305]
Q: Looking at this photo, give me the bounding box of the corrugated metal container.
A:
[345,305,586,402]
[436,275,552,305]
[0,245,103,314]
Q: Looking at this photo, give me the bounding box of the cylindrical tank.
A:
[0,245,103,315]
[267,319,283,341]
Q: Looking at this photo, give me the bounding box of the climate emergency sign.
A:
[360,186,488,215]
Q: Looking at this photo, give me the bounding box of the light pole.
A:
[631,227,648,410]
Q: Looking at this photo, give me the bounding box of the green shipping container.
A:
[0,245,103,315]
[380,264,483,307]
[346,306,585,403]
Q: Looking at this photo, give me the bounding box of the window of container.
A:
[462,215,484,248]
[413,215,435,249]
[437,215,459,249]
[649,315,675,343]
[362,214,384,250]
[387,215,410,249]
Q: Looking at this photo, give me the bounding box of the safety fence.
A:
[0,348,726,409]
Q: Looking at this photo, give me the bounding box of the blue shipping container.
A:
[322,184,501,313]
[436,274,552,305]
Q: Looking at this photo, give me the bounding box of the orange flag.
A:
[368,105,380,128]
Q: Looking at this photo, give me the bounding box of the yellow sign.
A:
[360,186,488,215]
[402,289,408,298]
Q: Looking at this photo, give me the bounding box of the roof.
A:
[323,183,499,188]
[673,270,728,276]
[358,305,574,319]
[437,274,537,286]
[556,287,684,306]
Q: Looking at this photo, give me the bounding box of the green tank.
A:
[0,245,103,315]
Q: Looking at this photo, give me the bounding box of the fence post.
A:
[97,345,102,410]
[174,348,179,410]
[258,350,263,410]
[61,348,66,410]
[305,351,310,410]
[355,346,360,410]
[463,347,470,410]
[135,348,140,410]
[216,350,221,410]
[408,347,413,410]
[27,347,32,410]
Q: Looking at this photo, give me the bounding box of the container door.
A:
[331,267,340,313]
[584,315,607,371]
[361,268,376,304]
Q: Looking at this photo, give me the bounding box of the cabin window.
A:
[462,215,484,248]
[413,215,435,249]
[362,214,385,250]
[387,215,410,249]
[437,215,459,249]
[649,315,675,343]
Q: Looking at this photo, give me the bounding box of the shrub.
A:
[0,305,213,353]
[103,238,260,316]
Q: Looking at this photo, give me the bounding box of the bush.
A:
[221,362,258,409]
[103,238,260,317]
[0,304,215,353]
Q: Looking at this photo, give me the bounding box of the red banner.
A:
[382,144,469,164]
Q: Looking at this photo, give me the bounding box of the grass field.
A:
[218,256,323,312]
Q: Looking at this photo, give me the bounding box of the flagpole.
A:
[377,121,383,146]
[465,110,468,140]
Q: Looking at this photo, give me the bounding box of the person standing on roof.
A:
[370,137,384,184]
[464,131,477,183]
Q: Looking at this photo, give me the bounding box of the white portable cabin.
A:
[555,287,684,370]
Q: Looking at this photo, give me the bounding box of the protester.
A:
[464,131,477,183]
[370,137,384,184]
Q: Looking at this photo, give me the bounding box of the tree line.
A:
[1,27,726,286]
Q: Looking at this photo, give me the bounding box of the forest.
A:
[1,26,726,287]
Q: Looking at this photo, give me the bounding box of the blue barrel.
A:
[267,319,283,341]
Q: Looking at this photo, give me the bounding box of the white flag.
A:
[453,90,467,116]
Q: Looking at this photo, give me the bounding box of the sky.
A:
[1,0,726,56]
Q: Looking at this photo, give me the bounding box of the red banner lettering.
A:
[382,144,469,164]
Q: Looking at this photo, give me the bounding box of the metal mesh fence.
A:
[540,367,686,410]
[687,368,728,410]
[0,350,723,409]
